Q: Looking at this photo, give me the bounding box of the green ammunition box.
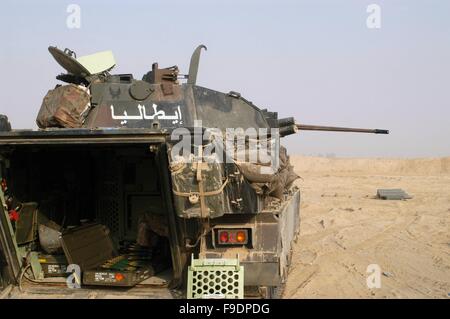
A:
[60,223,154,287]
[38,254,68,277]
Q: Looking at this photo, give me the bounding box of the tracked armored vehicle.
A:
[0,45,388,299]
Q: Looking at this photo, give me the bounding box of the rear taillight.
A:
[236,231,246,243]
[219,231,229,243]
[217,229,249,245]
[115,273,124,281]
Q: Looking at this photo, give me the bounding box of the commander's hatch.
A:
[49,46,116,77]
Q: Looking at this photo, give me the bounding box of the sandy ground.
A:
[283,156,450,299]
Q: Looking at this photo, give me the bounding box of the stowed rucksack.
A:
[36,84,91,129]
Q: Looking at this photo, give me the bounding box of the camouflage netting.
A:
[234,146,299,200]
[36,84,91,128]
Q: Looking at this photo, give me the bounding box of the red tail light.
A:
[219,231,229,243]
[217,229,249,245]
[115,273,124,281]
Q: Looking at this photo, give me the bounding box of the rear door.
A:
[0,157,21,290]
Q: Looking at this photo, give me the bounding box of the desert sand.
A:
[283,156,450,298]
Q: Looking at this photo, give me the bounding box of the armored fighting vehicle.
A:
[0,45,388,299]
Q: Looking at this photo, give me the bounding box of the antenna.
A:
[187,44,207,85]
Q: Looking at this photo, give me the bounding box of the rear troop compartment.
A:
[0,142,178,295]
[9,145,164,242]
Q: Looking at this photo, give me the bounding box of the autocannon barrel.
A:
[295,124,389,134]
[276,118,389,136]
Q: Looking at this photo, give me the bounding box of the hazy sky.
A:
[0,0,449,157]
